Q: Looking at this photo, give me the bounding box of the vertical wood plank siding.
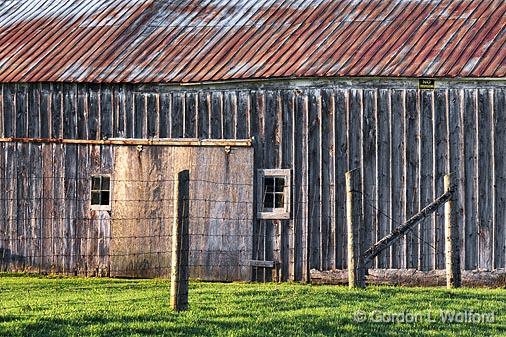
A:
[0,83,505,280]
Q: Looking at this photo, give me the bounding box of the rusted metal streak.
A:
[0,137,253,147]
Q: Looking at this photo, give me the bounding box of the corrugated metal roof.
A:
[0,0,504,83]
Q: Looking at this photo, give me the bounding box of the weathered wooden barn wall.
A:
[0,80,505,282]
[0,142,113,275]
[0,141,254,281]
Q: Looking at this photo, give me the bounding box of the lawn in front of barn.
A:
[0,274,505,337]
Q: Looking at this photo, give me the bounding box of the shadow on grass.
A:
[3,310,505,337]
[1,281,505,337]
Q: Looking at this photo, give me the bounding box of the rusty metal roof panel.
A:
[0,0,504,83]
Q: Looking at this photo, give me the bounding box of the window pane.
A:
[263,193,274,209]
[91,191,101,205]
[100,191,110,205]
[275,178,285,192]
[275,193,284,208]
[101,177,110,190]
[92,177,101,190]
[264,177,274,192]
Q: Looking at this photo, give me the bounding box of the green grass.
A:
[0,274,505,337]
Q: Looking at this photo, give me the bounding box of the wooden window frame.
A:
[90,175,112,211]
[257,169,291,220]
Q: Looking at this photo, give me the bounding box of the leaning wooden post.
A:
[171,170,190,311]
[444,173,461,288]
[346,168,366,288]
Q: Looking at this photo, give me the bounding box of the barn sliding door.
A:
[110,145,254,281]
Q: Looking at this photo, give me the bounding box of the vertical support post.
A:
[444,173,461,288]
[171,170,190,311]
[346,168,366,288]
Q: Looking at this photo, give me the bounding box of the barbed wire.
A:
[0,170,453,281]
[361,192,440,252]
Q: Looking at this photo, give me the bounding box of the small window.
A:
[91,176,111,210]
[257,169,291,220]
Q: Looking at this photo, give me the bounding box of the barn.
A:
[0,0,505,283]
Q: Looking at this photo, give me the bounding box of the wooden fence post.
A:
[346,168,366,288]
[444,173,461,288]
[171,170,190,311]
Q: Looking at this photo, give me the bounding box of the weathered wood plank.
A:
[88,145,101,275]
[64,145,78,273]
[264,91,276,281]
[236,91,249,139]
[100,86,113,139]
[419,90,434,271]
[100,145,113,274]
[477,89,493,270]
[29,144,43,271]
[77,86,88,139]
[293,92,307,280]
[308,89,321,270]
[16,142,28,271]
[146,93,158,138]
[434,89,448,269]
[197,92,209,139]
[172,92,184,138]
[27,85,39,138]
[41,144,54,272]
[273,91,287,281]
[211,92,223,139]
[362,89,376,266]
[248,260,275,268]
[124,85,134,138]
[15,84,27,138]
[334,89,347,269]
[184,92,197,138]
[52,143,65,273]
[449,89,466,269]
[493,89,506,269]
[376,89,390,268]
[134,93,145,139]
[390,90,405,268]
[39,84,50,138]
[25,144,34,269]
[0,143,3,272]
[0,143,5,271]
[3,84,14,137]
[63,84,77,139]
[223,92,236,139]
[311,269,506,287]
[463,89,478,270]
[5,143,17,271]
[281,90,294,280]
[249,90,262,281]
[320,89,332,271]
[75,145,89,275]
[112,87,123,138]
[405,89,419,269]
[87,85,99,140]
[301,92,310,281]
[0,85,3,138]
[347,89,363,270]
[159,92,171,138]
